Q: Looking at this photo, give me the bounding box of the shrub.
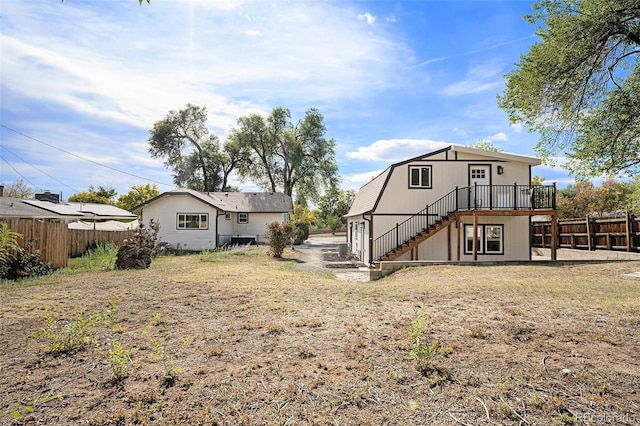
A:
[115,219,164,270]
[31,310,101,355]
[265,221,296,258]
[0,222,22,264]
[0,239,53,281]
[293,220,310,245]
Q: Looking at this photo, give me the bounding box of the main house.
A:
[134,189,293,250]
[345,145,558,266]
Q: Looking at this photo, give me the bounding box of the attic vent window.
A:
[409,166,432,189]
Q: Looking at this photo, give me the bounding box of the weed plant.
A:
[64,243,118,274]
[30,309,103,354]
[407,310,441,376]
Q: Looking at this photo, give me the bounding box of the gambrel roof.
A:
[346,144,540,217]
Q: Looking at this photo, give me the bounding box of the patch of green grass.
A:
[63,243,118,274]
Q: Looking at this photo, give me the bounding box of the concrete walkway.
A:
[294,236,369,282]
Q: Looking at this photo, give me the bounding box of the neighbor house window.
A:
[409,166,432,188]
[464,224,503,255]
[283,212,290,222]
[238,213,249,224]
[225,212,231,220]
[177,213,208,230]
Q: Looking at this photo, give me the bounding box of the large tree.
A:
[2,179,34,199]
[68,185,116,204]
[117,184,160,212]
[316,187,356,230]
[148,104,239,192]
[498,0,640,177]
[231,107,338,201]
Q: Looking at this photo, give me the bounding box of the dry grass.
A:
[1,247,639,425]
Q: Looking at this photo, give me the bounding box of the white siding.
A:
[141,195,219,251]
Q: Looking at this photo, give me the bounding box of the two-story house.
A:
[345,145,557,267]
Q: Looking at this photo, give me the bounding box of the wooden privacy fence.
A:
[532,213,640,252]
[2,219,135,269]
[67,228,134,258]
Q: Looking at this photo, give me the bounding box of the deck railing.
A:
[370,184,556,263]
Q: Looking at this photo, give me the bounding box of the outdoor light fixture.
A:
[497,165,504,175]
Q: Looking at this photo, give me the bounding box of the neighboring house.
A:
[134,189,294,250]
[0,197,137,222]
[345,145,558,266]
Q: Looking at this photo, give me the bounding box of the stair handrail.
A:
[371,187,460,262]
[369,184,557,263]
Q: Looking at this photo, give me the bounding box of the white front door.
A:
[469,165,490,186]
[469,165,491,209]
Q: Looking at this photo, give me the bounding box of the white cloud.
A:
[346,139,450,162]
[341,169,387,190]
[440,62,504,96]
[385,15,397,23]
[2,1,411,133]
[357,12,377,25]
[487,132,507,142]
[453,128,468,137]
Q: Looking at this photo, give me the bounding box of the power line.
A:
[1,124,175,188]
[1,145,80,193]
[0,155,38,188]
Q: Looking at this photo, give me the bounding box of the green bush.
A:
[115,219,164,270]
[265,221,296,258]
[1,239,53,281]
[293,221,310,245]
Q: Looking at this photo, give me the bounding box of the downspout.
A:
[216,210,221,247]
[363,214,373,266]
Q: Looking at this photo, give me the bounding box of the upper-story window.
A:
[177,213,208,230]
[409,166,432,188]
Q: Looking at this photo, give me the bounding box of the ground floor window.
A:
[464,224,503,254]
[238,212,249,224]
[177,213,208,229]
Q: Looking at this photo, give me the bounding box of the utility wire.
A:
[1,145,80,193]
[1,124,175,188]
[0,155,38,188]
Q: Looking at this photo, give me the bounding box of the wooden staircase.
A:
[377,212,457,262]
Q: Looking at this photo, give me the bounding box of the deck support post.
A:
[473,212,479,261]
[551,212,558,260]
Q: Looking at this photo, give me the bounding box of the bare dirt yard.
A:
[1,248,639,425]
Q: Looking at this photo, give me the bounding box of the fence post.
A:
[586,215,592,251]
[626,211,632,252]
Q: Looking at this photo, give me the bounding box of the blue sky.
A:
[1,0,573,200]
